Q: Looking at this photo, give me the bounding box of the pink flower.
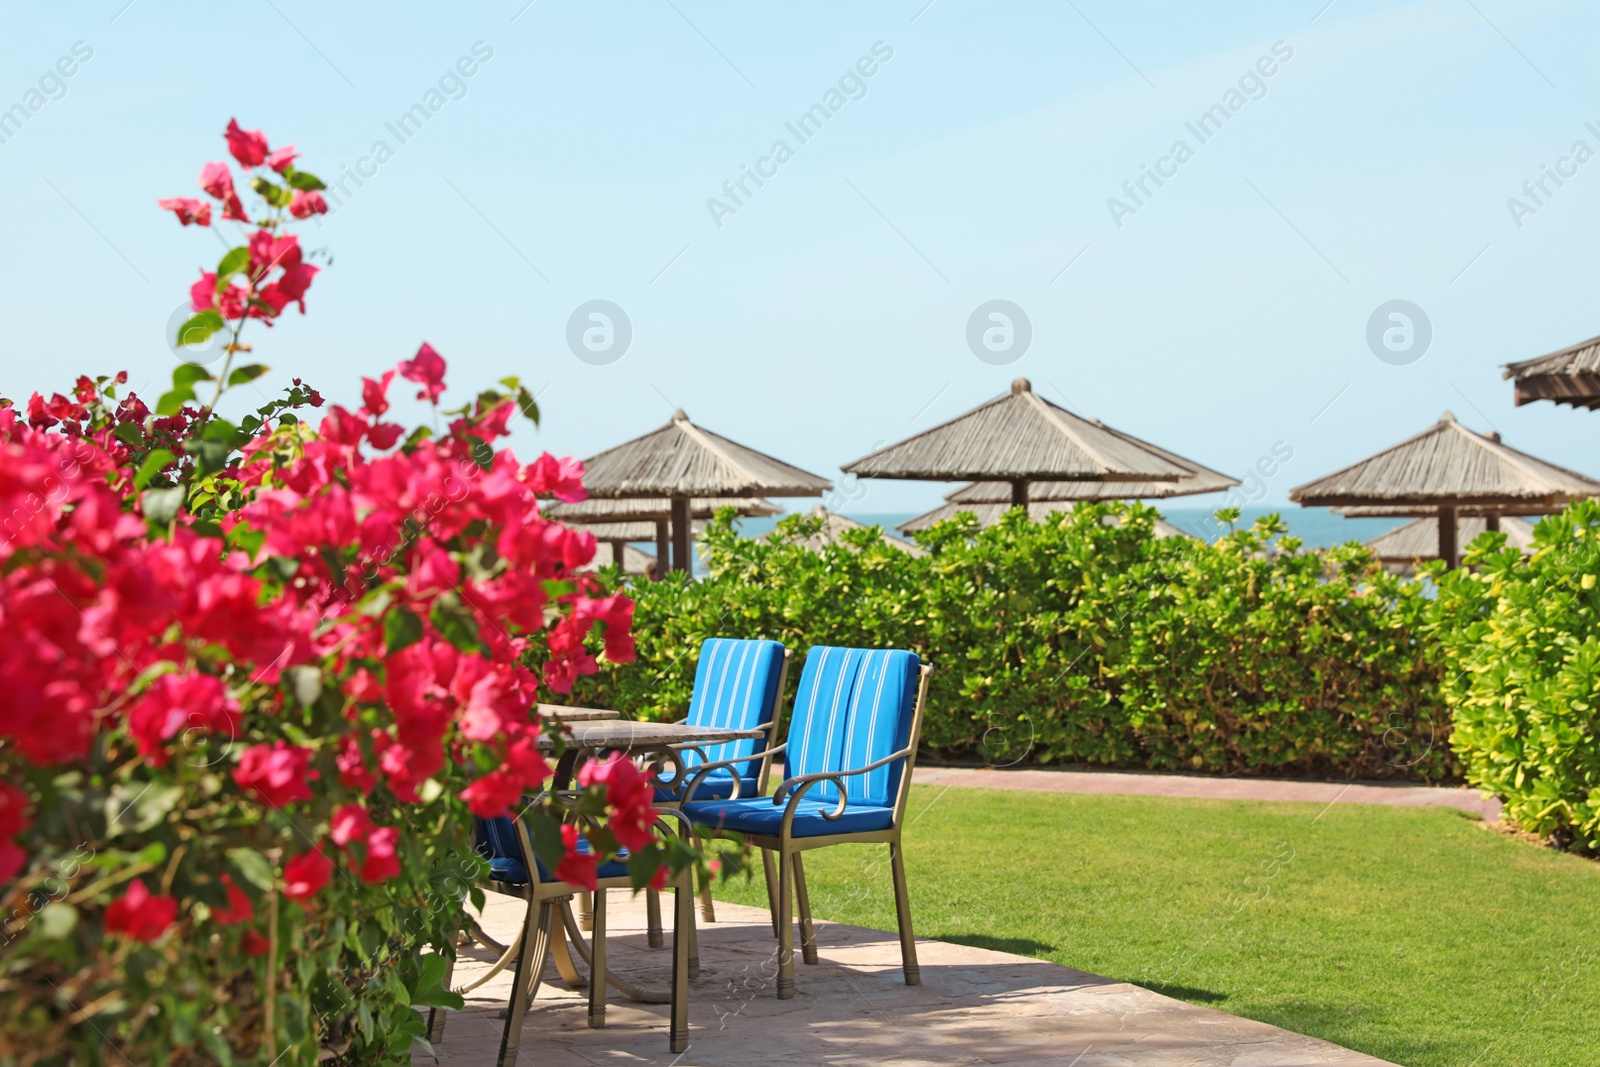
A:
[360,826,400,883]
[283,848,333,906]
[225,118,269,168]
[198,162,234,201]
[104,880,179,942]
[266,144,298,174]
[361,371,394,418]
[397,343,447,403]
[289,190,328,219]
[242,930,270,956]
[126,673,240,768]
[330,802,375,847]
[554,823,599,891]
[579,754,656,852]
[366,422,404,450]
[157,197,212,226]
[211,875,254,925]
[530,454,587,503]
[232,740,317,808]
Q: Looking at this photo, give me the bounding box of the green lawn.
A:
[707,785,1600,1067]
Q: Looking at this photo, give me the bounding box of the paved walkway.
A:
[909,764,1502,821]
[424,891,1396,1067]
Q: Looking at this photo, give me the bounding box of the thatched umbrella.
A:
[801,506,924,556]
[544,496,777,575]
[1289,411,1600,567]
[1365,515,1535,574]
[579,410,830,573]
[841,378,1187,507]
[943,420,1237,505]
[1504,333,1600,409]
[563,519,698,570]
[897,500,1189,540]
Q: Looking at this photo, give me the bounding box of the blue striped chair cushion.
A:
[681,796,893,837]
[673,638,786,784]
[785,647,920,807]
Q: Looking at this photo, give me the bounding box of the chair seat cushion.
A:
[655,770,763,804]
[477,818,630,886]
[682,796,894,838]
[490,852,631,886]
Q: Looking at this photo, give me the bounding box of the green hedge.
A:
[566,503,1453,782]
[1429,501,1600,852]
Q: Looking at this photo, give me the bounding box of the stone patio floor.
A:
[423,889,1397,1066]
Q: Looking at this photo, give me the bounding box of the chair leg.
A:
[761,848,780,936]
[578,889,594,932]
[889,841,920,987]
[425,947,454,1043]
[646,887,664,948]
[791,853,818,965]
[670,864,695,1053]
[685,879,701,979]
[694,827,718,923]
[698,873,717,923]
[497,900,552,1067]
[775,849,795,999]
[587,889,607,1029]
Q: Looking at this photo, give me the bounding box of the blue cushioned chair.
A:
[679,646,932,999]
[655,638,791,927]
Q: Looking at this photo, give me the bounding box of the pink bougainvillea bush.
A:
[0,121,681,1066]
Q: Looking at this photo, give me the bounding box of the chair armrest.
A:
[771,745,913,804]
[663,743,788,803]
[769,746,914,830]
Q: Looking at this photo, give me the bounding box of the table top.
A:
[537,704,622,722]
[540,719,765,751]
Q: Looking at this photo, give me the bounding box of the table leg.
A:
[588,889,607,1029]
[548,906,589,989]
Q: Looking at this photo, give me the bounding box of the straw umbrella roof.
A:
[580,410,832,498]
[800,506,924,556]
[1366,515,1535,569]
[1332,503,1561,518]
[841,379,1188,487]
[1288,411,1600,509]
[945,423,1237,503]
[543,497,779,523]
[897,500,1189,540]
[579,542,656,576]
[572,520,705,541]
[1503,333,1600,409]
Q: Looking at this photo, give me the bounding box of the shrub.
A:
[566,504,1453,781]
[0,119,678,1067]
[1428,502,1600,852]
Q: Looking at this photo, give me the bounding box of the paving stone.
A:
[419,891,1395,1066]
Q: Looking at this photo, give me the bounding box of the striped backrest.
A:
[785,647,921,807]
[681,638,786,779]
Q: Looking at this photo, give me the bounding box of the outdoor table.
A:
[527,717,765,1051]
[536,703,622,723]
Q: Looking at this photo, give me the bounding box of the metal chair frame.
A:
[679,660,933,998]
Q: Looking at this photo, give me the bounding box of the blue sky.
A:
[3,0,1598,513]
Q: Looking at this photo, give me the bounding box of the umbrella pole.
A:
[671,496,692,575]
[1438,505,1459,569]
[608,540,624,567]
[654,521,670,580]
[1011,480,1028,509]
[1485,513,1501,533]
